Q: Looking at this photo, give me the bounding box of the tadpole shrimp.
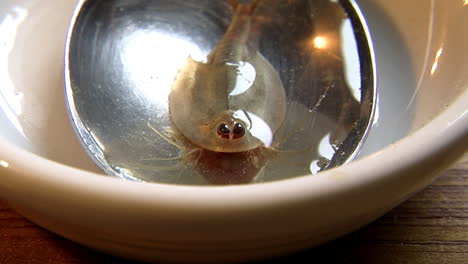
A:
[151,0,288,184]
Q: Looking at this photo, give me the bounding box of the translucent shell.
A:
[169,54,286,153]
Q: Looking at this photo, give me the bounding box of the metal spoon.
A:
[65,0,376,185]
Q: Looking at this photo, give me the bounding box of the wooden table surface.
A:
[1,156,467,264]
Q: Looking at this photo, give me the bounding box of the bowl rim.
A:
[1,89,466,209]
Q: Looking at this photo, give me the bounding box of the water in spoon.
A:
[65,0,376,185]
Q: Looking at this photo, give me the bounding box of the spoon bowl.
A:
[65,0,376,184]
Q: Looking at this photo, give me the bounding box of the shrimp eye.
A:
[217,123,230,138]
[232,123,245,138]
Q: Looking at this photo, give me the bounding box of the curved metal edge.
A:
[328,0,378,168]
[63,0,140,181]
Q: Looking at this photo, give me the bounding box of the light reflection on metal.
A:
[0,7,28,137]
[0,160,9,168]
[121,31,204,108]
[313,36,328,49]
[309,160,321,174]
[372,96,381,126]
[234,110,273,147]
[318,133,335,160]
[431,47,443,76]
[227,61,256,96]
[341,18,361,102]
[90,131,106,151]
[309,133,335,174]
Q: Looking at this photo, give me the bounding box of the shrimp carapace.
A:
[169,0,286,153]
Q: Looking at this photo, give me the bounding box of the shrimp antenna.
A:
[242,109,253,130]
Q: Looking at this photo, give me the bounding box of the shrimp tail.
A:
[210,0,261,64]
[229,0,261,15]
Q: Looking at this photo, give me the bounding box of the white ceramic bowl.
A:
[0,0,467,263]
